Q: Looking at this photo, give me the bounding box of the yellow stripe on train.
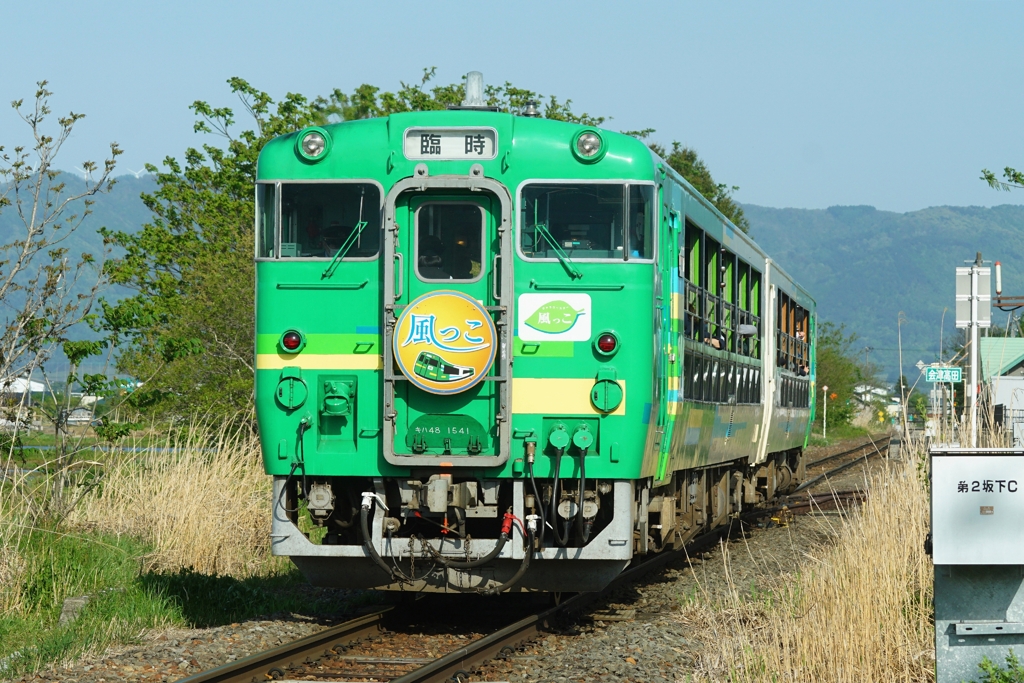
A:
[511,378,626,416]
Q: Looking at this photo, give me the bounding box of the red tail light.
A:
[597,333,617,354]
[282,331,302,351]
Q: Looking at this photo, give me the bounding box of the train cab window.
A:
[257,183,276,258]
[277,183,381,259]
[415,203,485,281]
[519,183,654,261]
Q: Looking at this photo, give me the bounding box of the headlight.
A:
[295,127,332,162]
[576,132,602,157]
[571,130,606,163]
[301,132,326,157]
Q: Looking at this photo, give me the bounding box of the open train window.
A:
[776,291,810,374]
[519,182,654,261]
[273,182,381,259]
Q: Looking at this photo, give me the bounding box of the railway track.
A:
[793,432,895,493]
[177,506,792,683]
[179,437,892,683]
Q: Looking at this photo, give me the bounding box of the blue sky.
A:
[3,0,1023,212]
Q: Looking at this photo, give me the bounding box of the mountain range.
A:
[745,202,1024,381]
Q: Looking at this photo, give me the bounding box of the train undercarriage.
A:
[271,449,806,593]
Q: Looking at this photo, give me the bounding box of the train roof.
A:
[256,110,656,184]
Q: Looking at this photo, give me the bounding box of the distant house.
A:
[854,384,890,404]
[65,407,94,426]
[980,337,1024,411]
[0,376,45,403]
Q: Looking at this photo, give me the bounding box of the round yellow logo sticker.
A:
[393,290,497,395]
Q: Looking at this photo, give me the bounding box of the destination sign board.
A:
[925,366,962,383]
[403,127,497,161]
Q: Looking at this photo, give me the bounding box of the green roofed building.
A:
[980,338,1024,420]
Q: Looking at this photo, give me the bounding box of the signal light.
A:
[596,332,618,355]
[282,331,303,351]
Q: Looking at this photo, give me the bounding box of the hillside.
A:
[745,203,1024,380]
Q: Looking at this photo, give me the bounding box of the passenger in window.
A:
[685,302,699,340]
[795,330,809,376]
[705,326,725,351]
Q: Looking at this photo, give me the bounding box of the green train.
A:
[255,74,815,593]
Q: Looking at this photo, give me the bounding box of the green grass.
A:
[807,422,876,448]
[0,524,378,678]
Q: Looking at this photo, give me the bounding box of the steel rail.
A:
[805,433,892,469]
[175,607,392,683]
[390,510,775,683]
[794,436,896,493]
[782,489,867,513]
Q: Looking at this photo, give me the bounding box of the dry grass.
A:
[0,515,29,614]
[68,420,276,577]
[682,443,934,682]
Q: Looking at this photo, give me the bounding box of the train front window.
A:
[415,203,485,282]
[277,183,381,259]
[520,183,654,261]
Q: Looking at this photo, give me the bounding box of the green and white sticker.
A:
[517,293,591,342]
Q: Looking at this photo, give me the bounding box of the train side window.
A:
[279,183,381,259]
[415,203,485,281]
[628,185,654,259]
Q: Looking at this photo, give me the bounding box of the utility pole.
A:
[822,385,829,440]
[955,253,991,448]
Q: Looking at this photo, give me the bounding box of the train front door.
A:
[383,178,513,467]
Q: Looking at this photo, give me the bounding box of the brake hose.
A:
[424,512,514,569]
[360,492,413,584]
[575,449,593,544]
[526,456,547,549]
[550,447,570,546]
[477,517,537,596]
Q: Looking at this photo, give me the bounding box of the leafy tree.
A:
[647,141,750,234]
[982,166,1024,192]
[0,82,121,516]
[816,322,860,429]
[102,71,746,419]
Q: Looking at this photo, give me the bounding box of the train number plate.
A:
[404,127,497,160]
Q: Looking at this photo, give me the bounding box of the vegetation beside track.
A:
[0,420,376,679]
[680,439,933,682]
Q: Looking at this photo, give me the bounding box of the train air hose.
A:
[276,420,312,514]
[550,447,571,547]
[526,456,547,549]
[360,493,414,584]
[477,519,536,596]
[424,512,514,569]
[575,448,593,544]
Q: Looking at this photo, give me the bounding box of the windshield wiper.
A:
[321,221,368,279]
[534,223,583,280]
